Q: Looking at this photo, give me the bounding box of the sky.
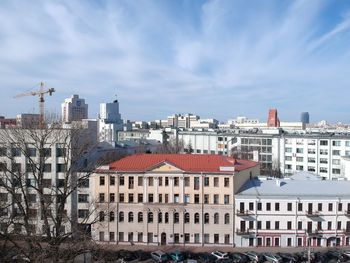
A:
[0,0,350,123]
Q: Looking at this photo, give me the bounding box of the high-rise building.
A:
[61,95,88,123]
[301,112,310,124]
[98,97,124,144]
[267,108,280,127]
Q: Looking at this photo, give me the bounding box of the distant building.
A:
[301,112,310,124]
[98,97,124,144]
[0,116,16,128]
[16,114,40,128]
[61,95,88,123]
[267,109,280,127]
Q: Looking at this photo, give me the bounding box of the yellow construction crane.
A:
[14,82,55,128]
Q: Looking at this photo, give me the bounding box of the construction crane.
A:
[14,82,55,128]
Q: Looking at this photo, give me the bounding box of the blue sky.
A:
[0,0,350,123]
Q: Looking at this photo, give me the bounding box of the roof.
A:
[104,154,258,174]
[237,172,350,199]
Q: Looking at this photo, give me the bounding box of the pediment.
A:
[148,161,183,173]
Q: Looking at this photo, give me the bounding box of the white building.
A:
[177,129,350,178]
[235,172,350,248]
[98,98,124,144]
[61,95,88,123]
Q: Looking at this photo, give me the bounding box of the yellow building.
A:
[91,154,259,246]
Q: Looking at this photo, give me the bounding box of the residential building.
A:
[235,172,350,247]
[16,114,40,128]
[0,116,16,128]
[91,154,259,246]
[61,95,88,123]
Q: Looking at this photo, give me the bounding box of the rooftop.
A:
[237,172,350,199]
[104,154,258,174]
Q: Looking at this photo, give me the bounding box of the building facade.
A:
[91,154,259,246]
[61,95,88,123]
[235,172,350,248]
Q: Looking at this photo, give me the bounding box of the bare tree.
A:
[0,118,102,262]
[158,137,185,154]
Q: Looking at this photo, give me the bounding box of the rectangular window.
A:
[333,141,341,146]
[193,177,199,190]
[329,203,333,211]
[287,221,292,230]
[332,150,341,156]
[266,203,271,211]
[119,176,125,186]
[224,178,229,187]
[165,177,169,186]
[287,203,292,211]
[204,194,209,204]
[266,221,271,230]
[158,177,162,186]
[275,221,280,230]
[110,176,115,186]
[128,193,134,203]
[296,157,303,162]
[119,193,124,203]
[249,202,254,211]
[194,194,199,204]
[298,203,303,211]
[148,194,153,203]
[174,194,179,203]
[138,194,143,203]
[320,140,328,146]
[298,221,302,230]
[213,194,219,204]
[257,202,262,211]
[224,195,229,204]
[214,177,219,187]
[138,177,143,186]
[275,203,280,211]
[99,193,105,203]
[204,177,209,186]
[318,203,322,211]
[285,156,292,161]
[174,177,179,186]
[110,193,115,202]
[128,176,134,189]
[328,221,332,230]
[296,148,303,154]
[184,177,190,187]
[148,177,153,186]
[257,221,262,230]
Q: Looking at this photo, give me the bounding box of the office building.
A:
[61,95,88,123]
[301,112,310,124]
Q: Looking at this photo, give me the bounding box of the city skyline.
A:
[0,1,350,122]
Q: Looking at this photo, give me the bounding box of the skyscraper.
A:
[267,108,280,127]
[61,95,88,123]
[301,112,310,124]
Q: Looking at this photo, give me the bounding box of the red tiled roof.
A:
[105,154,258,174]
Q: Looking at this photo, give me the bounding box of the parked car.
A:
[342,251,350,258]
[169,251,185,262]
[263,253,283,263]
[151,251,168,262]
[228,252,249,263]
[242,251,263,263]
[197,252,219,263]
[135,250,151,261]
[277,253,297,263]
[324,251,349,262]
[211,251,229,259]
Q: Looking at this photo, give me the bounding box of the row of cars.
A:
[150,250,350,263]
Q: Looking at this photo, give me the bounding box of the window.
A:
[285,156,292,161]
[308,149,316,154]
[165,212,169,223]
[174,194,179,203]
[333,169,341,175]
[287,203,292,211]
[119,176,125,186]
[128,193,133,203]
[110,212,115,222]
[204,213,209,224]
[296,157,303,162]
[204,177,209,186]
[224,213,230,224]
[99,193,105,203]
[224,178,229,187]
[275,203,280,211]
[328,221,332,230]
[224,195,230,204]
[320,149,328,155]
[249,202,254,211]
[257,221,262,230]
[285,148,292,153]
[308,157,316,163]
[329,203,333,211]
[119,193,124,203]
[298,221,302,230]
[148,212,153,223]
[138,212,143,222]
[174,212,179,223]
[296,148,303,154]
[338,203,343,211]
[298,203,303,211]
[165,177,169,186]
[194,213,200,224]
[56,164,66,173]
[159,194,163,203]
[158,212,162,223]
[119,212,124,222]
[99,211,105,222]
[204,194,209,204]
[56,147,66,157]
[148,177,153,186]
[148,194,153,203]
[332,150,341,156]
[165,194,168,203]
[110,232,115,242]
[128,176,134,189]
[318,203,323,211]
[332,159,341,165]
[184,177,190,187]
[99,232,104,242]
[12,147,21,157]
[213,194,219,204]
[337,221,342,230]
[158,177,162,186]
[184,194,190,203]
[214,213,219,224]
[138,177,143,186]
[138,194,143,203]
[214,177,219,187]
[266,203,271,211]
[78,209,89,219]
[257,202,262,211]
[184,213,190,223]
[43,148,51,157]
[333,141,341,146]
[320,167,328,173]
[308,166,316,172]
[174,177,179,186]
[287,221,292,230]
[214,234,219,243]
[194,194,199,204]
[296,165,304,171]
[194,177,199,190]
[128,212,134,222]
[275,221,280,230]
[320,140,328,146]
[266,221,271,230]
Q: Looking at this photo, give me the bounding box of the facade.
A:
[301,112,310,124]
[177,129,350,178]
[98,99,124,144]
[91,154,259,246]
[61,95,88,123]
[267,109,280,128]
[16,114,40,128]
[235,172,350,248]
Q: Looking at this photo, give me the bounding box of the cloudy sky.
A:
[0,0,350,123]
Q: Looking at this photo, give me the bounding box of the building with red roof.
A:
[91,153,259,247]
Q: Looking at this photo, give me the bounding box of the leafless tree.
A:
[0,117,103,262]
[158,137,185,154]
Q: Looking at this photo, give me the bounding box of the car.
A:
[342,251,350,258]
[197,252,219,263]
[324,251,348,262]
[135,250,151,261]
[211,251,229,259]
[277,253,297,263]
[242,251,263,263]
[228,253,249,263]
[263,253,283,263]
[184,260,198,263]
[151,251,168,262]
[216,259,233,263]
[169,251,185,262]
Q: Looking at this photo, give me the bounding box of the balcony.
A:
[343,229,350,235]
[306,229,321,236]
[236,209,252,216]
[305,210,320,217]
[236,228,251,236]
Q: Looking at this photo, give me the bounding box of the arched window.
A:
[138,212,143,222]
[119,211,124,222]
[224,213,230,224]
[99,211,105,222]
[165,212,169,223]
[184,212,190,223]
[194,213,200,224]
[128,212,134,222]
[204,213,209,224]
[174,212,179,223]
[214,213,219,224]
[148,212,153,223]
[109,211,115,222]
[158,212,162,223]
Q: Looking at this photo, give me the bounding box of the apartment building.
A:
[91,154,259,246]
[235,172,350,248]
[177,129,350,178]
